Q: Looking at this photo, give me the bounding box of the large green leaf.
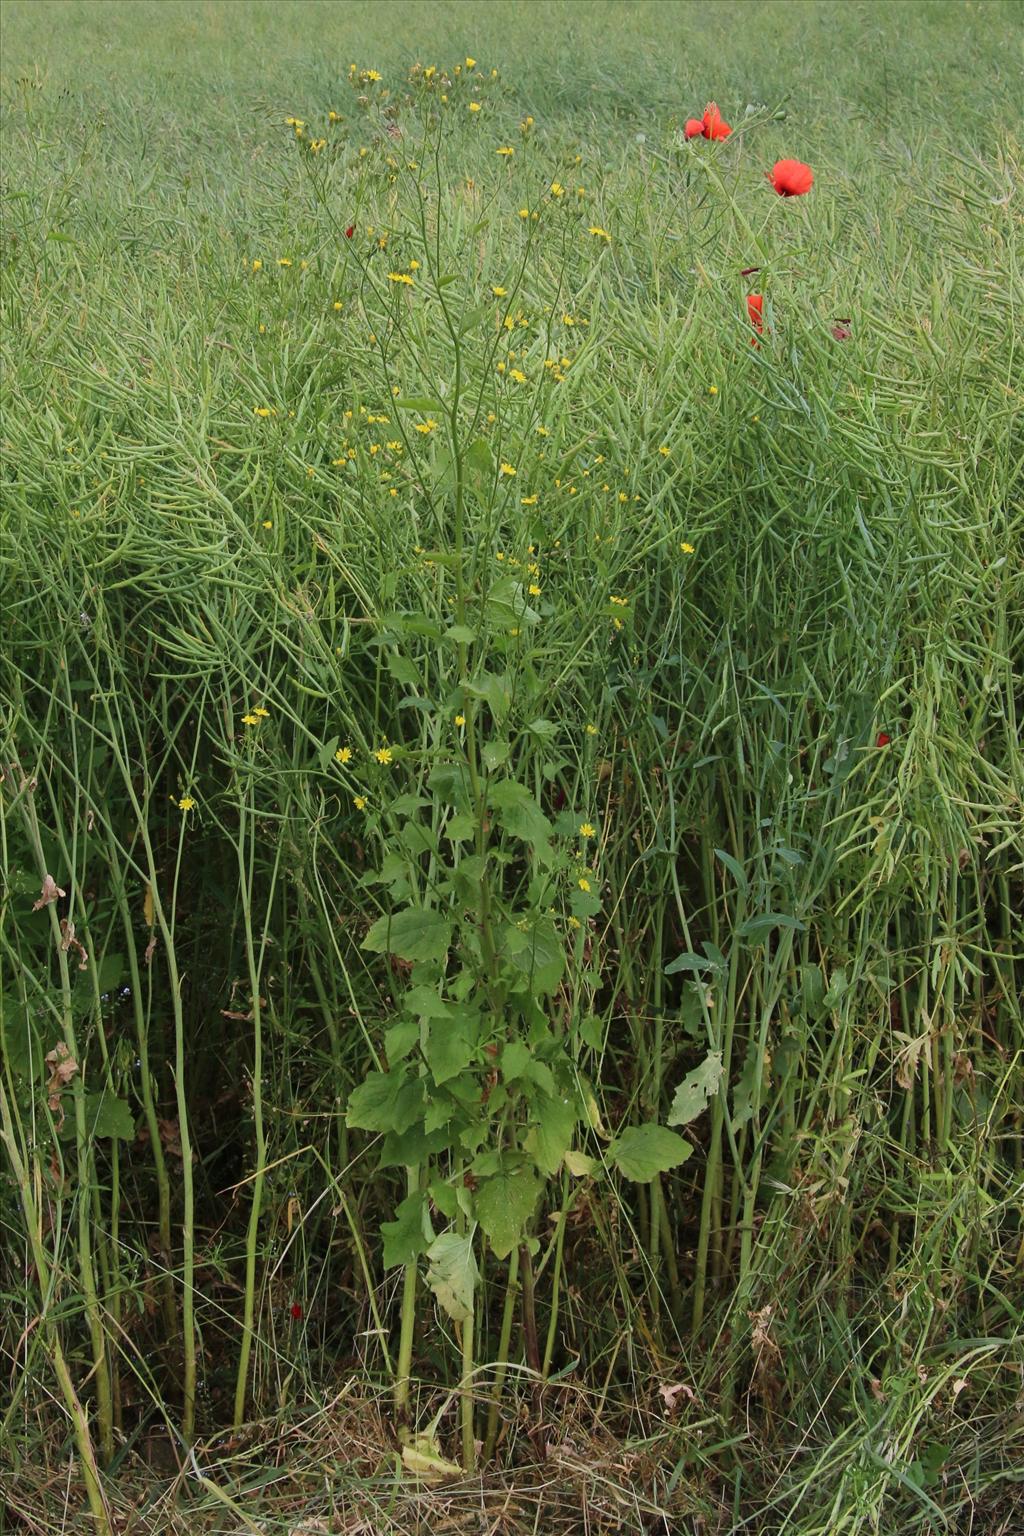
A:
[426,1231,478,1322]
[488,780,552,849]
[424,1006,478,1085]
[347,1070,423,1134]
[524,1092,578,1175]
[668,1051,724,1127]
[83,1091,135,1141]
[362,907,452,963]
[474,1164,541,1258]
[609,1124,692,1182]
[381,1191,434,1269]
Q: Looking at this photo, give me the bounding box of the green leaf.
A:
[564,1150,598,1177]
[737,912,806,944]
[444,624,477,645]
[488,780,552,848]
[467,672,511,723]
[393,395,445,411]
[609,1124,692,1182]
[318,735,340,770]
[424,1006,478,1085]
[667,1051,724,1127]
[524,1092,578,1176]
[386,652,421,687]
[714,847,748,894]
[525,718,557,740]
[665,950,717,976]
[363,907,452,963]
[347,1070,423,1133]
[384,1019,419,1063]
[1,999,45,1081]
[426,1231,478,1322]
[444,812,477,842]
[474,1164,541,1259]
[502,914,564,994]
[83,1091,135,1141]
[381,1191,433,1269]
[481,739,510,772]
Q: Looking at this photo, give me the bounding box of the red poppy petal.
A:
[876,733,891,748]
[345,225,355,238]
[769,159,814,196]
[684,118,704,139]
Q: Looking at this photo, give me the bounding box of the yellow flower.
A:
[496,146,514,157]
[409,258,421,270]
[241,714,260,726]
[510,369,527,384]
[521,116,534,131]
[251,258,262,271]
[528,583,542,597]
[588,226,611,241]
[659,445,670,456]
[374,746,393,765]
[253,406,272,417]
[333,300,343,311]
[353,795,368,811]
[708,385,718,395]
[579,823,595,839]
[363,69,381,82]
[454,714,466,727]
[278,257,293,267]
[550,181,565,197]
[536,425,549,437]
[492,285,507,296]
[468,101,481,112]
[309,138,326,152]
[262,519,273,528]
[388,272,414,286]
[414,419,437,434]
[465,56,476,67]
[178,796,196,812]
[253,707,270,718]
[285,117,305,129]
[680,541,695,554]
[568,915,581,930]
[521,494,538,506]
[499,462,516,476]
[328,109,342,122]
[335,746,353,763]
[518,207,530,219]
[578,877,591,892]
[585,724,598,736]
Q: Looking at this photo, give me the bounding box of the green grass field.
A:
[1,2,1022,1532]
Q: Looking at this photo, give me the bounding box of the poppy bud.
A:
[768,159,814,196]
[876,732,891,748]
[290,1302,303,1320]
[345,225,355,239]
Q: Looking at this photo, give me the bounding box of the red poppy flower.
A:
[876,732,891,748]
[747,293,764,333]
[290,1301,303,1320]
[768,159,814,196]
[345,225,354,239]
[832,320,852,341]
[684,118,704,139]
[701,102,732,140]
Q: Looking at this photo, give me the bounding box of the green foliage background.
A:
[1,2,1021,1531]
